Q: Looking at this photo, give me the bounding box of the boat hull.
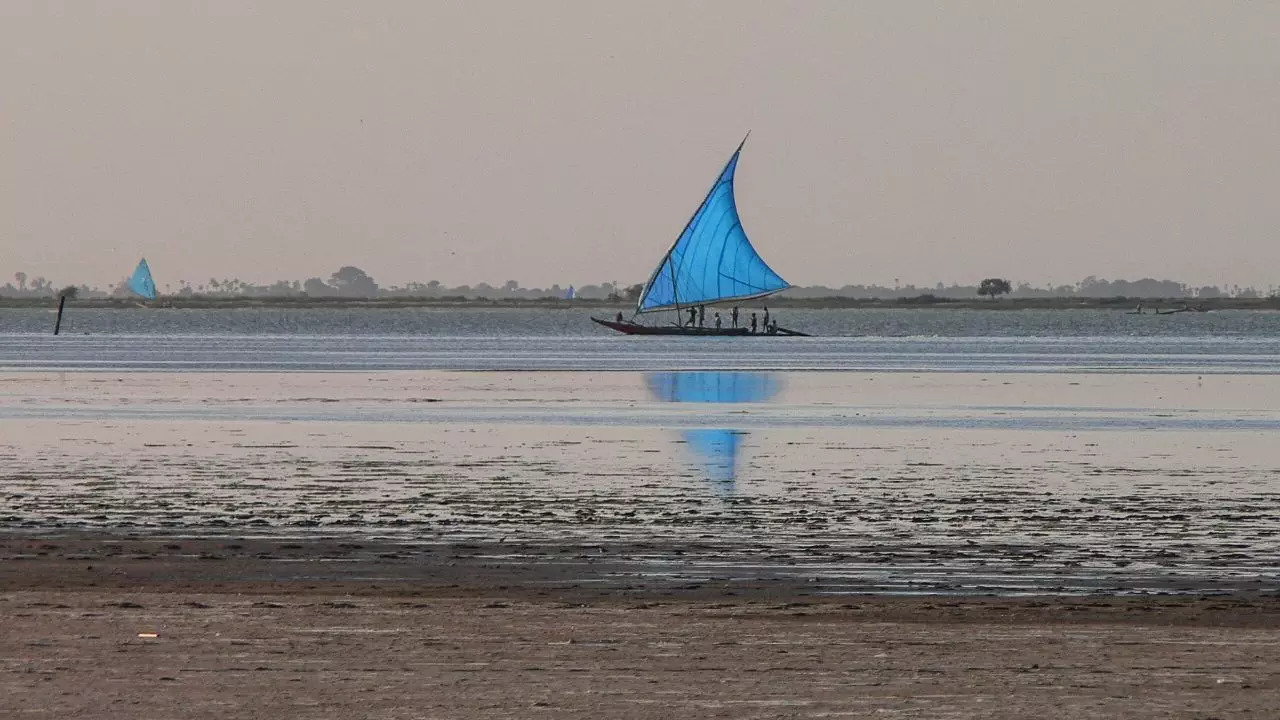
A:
[591,317,809,337]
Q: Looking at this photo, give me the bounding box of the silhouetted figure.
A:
[731,306,739,328]
[714,312,721,329]
[763,306,770,327]
[687,307,697,327]
[750,312,758,334]
[616,311,624,323]
[698,305,706,327]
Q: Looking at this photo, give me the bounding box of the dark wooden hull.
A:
[590,317,809,337]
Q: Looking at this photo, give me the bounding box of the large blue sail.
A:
[127,258,157,300]
[636,137,790,314]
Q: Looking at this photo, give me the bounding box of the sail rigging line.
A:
[635,133,751,316]
[713,218,744,288]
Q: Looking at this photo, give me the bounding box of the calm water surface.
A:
[2,307,1280,372]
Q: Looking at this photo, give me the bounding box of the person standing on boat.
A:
[687,306,697,327]
[763,306,770,327]
[616,311,624,323]
[698,305,706,327]
[714,311,722,329]
[750,312,758,334]
[731,306,739,328]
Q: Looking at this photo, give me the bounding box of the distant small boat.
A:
[592,135,807,337]
[127,258,157,301]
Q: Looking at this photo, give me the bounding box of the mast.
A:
[671,250,681,324]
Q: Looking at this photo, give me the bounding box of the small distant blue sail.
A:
[127,258,157,300]
[564,285,575,300]
[646,371,782,491]
[637,136,790,313]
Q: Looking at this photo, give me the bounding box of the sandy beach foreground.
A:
[3,536,1279,719]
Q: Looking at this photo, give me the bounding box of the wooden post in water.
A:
[53,294,67,335]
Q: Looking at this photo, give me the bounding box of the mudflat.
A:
[5,371,1280,596]
[3,536,1279,719]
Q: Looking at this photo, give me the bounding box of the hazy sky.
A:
[3,1,1279,291]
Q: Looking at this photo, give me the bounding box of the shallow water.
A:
[5,332,1280,374]
[4,305,1280,337]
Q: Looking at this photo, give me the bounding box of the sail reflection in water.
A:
[645,371,782,492]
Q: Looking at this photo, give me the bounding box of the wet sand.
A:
[3,536,1280,719]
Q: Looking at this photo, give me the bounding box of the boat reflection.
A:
[645,371,782,493]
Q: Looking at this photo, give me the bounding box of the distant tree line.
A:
[1,267,1274,301]
[780,275,1270,300]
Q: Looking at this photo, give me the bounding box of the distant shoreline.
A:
[2,295,1278,311]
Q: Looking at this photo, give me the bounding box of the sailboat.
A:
[127,258,157,302]
[592,135,808,336]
